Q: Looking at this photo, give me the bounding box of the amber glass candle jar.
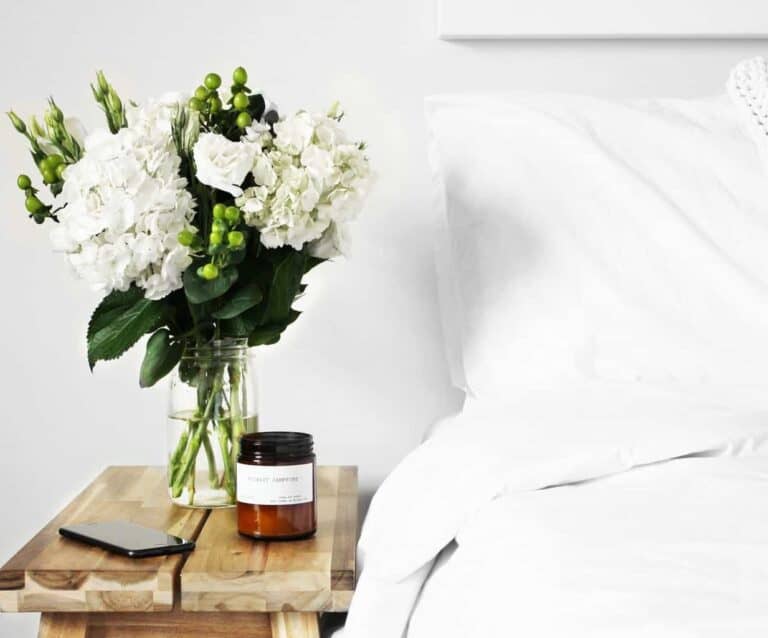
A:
[237,432,316,540]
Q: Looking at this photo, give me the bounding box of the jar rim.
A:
[182,338,250,358]
[239,431,314,459]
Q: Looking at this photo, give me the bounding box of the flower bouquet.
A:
[8,67,371,507]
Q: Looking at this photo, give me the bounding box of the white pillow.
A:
[427,67,768,399]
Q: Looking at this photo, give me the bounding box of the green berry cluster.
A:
[178,202,247,281]
[16,174,52,224]
[7,82,101,223]
[188,66,265,135]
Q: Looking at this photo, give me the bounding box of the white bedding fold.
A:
[409,454,768,637]
[344,383,768,638]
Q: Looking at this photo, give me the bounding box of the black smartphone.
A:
[59,521,195,558]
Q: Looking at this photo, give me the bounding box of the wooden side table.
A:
[0,465,357,637]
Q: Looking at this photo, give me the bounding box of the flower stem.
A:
[170,374,222,499]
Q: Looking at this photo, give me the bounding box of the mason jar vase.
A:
[166,338,258,508]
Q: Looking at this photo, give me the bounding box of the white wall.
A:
[0,0,765,634]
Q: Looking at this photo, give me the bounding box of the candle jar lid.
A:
[239,432,314,462]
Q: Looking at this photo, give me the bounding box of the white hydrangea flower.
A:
[193,132,256,197]
[51,96,196,300]
[236,108,371,255]
[273,111,314,154]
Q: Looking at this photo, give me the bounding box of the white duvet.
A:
[410,454,768,637]
[341,384,768,638]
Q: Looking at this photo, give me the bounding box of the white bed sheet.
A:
[341,384,768,638]
[409,453,768,637]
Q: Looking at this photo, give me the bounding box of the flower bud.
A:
[7,111,26,133]
[47,100,64,123]
[29,116,45,138]
[96,70,110,94]
[107,89,122,113]
[327,100,344,120]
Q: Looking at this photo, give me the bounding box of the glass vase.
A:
[167,338,258,508]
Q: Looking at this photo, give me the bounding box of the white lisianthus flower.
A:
[193,132,255,196]
[236,108,371,255]
[51,95,196,300]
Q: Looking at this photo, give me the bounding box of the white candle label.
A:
[237,463,314,505]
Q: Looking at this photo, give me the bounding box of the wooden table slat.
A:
[0,465,358,619]
[0,466,207,613]
[180,466,357,613]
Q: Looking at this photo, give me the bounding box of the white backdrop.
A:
[0,0,765,635]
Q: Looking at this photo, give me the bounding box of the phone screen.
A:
[59,521,194,556]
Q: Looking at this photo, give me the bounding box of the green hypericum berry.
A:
[55,164,67,180]
[209,231,223,246]
[212,219,228,234]
[194,85,209,100]
[232,67,248,86]
[177,229,195,246]
[200,263,219,280]
[224,206,240,223]
[204,73,222,90]
[212,203,226,220]
[227,230,244,247]
[25,195,43,213]
[233,92,249,110]
[48,154,64,167]
[16,174,31,190]
[188,97,203,111]
[38,157,52,172]
[42,168,57,184]
[236,112,252,128]
[208,96,222,113]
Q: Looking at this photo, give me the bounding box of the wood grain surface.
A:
[181,466,357,612]
[2,464,358,636]
[0,467,207,613]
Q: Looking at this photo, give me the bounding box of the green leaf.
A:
[246,311,301,347]
[211,282,263,320]
[264,251,306,324]
[221,305,262,338]
[87,287,166,370]
[139,329,183,388]
[247,324,285,346]
[183,265,238,304]
[304,256,325,273]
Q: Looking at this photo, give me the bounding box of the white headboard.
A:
[438,0,768,39]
